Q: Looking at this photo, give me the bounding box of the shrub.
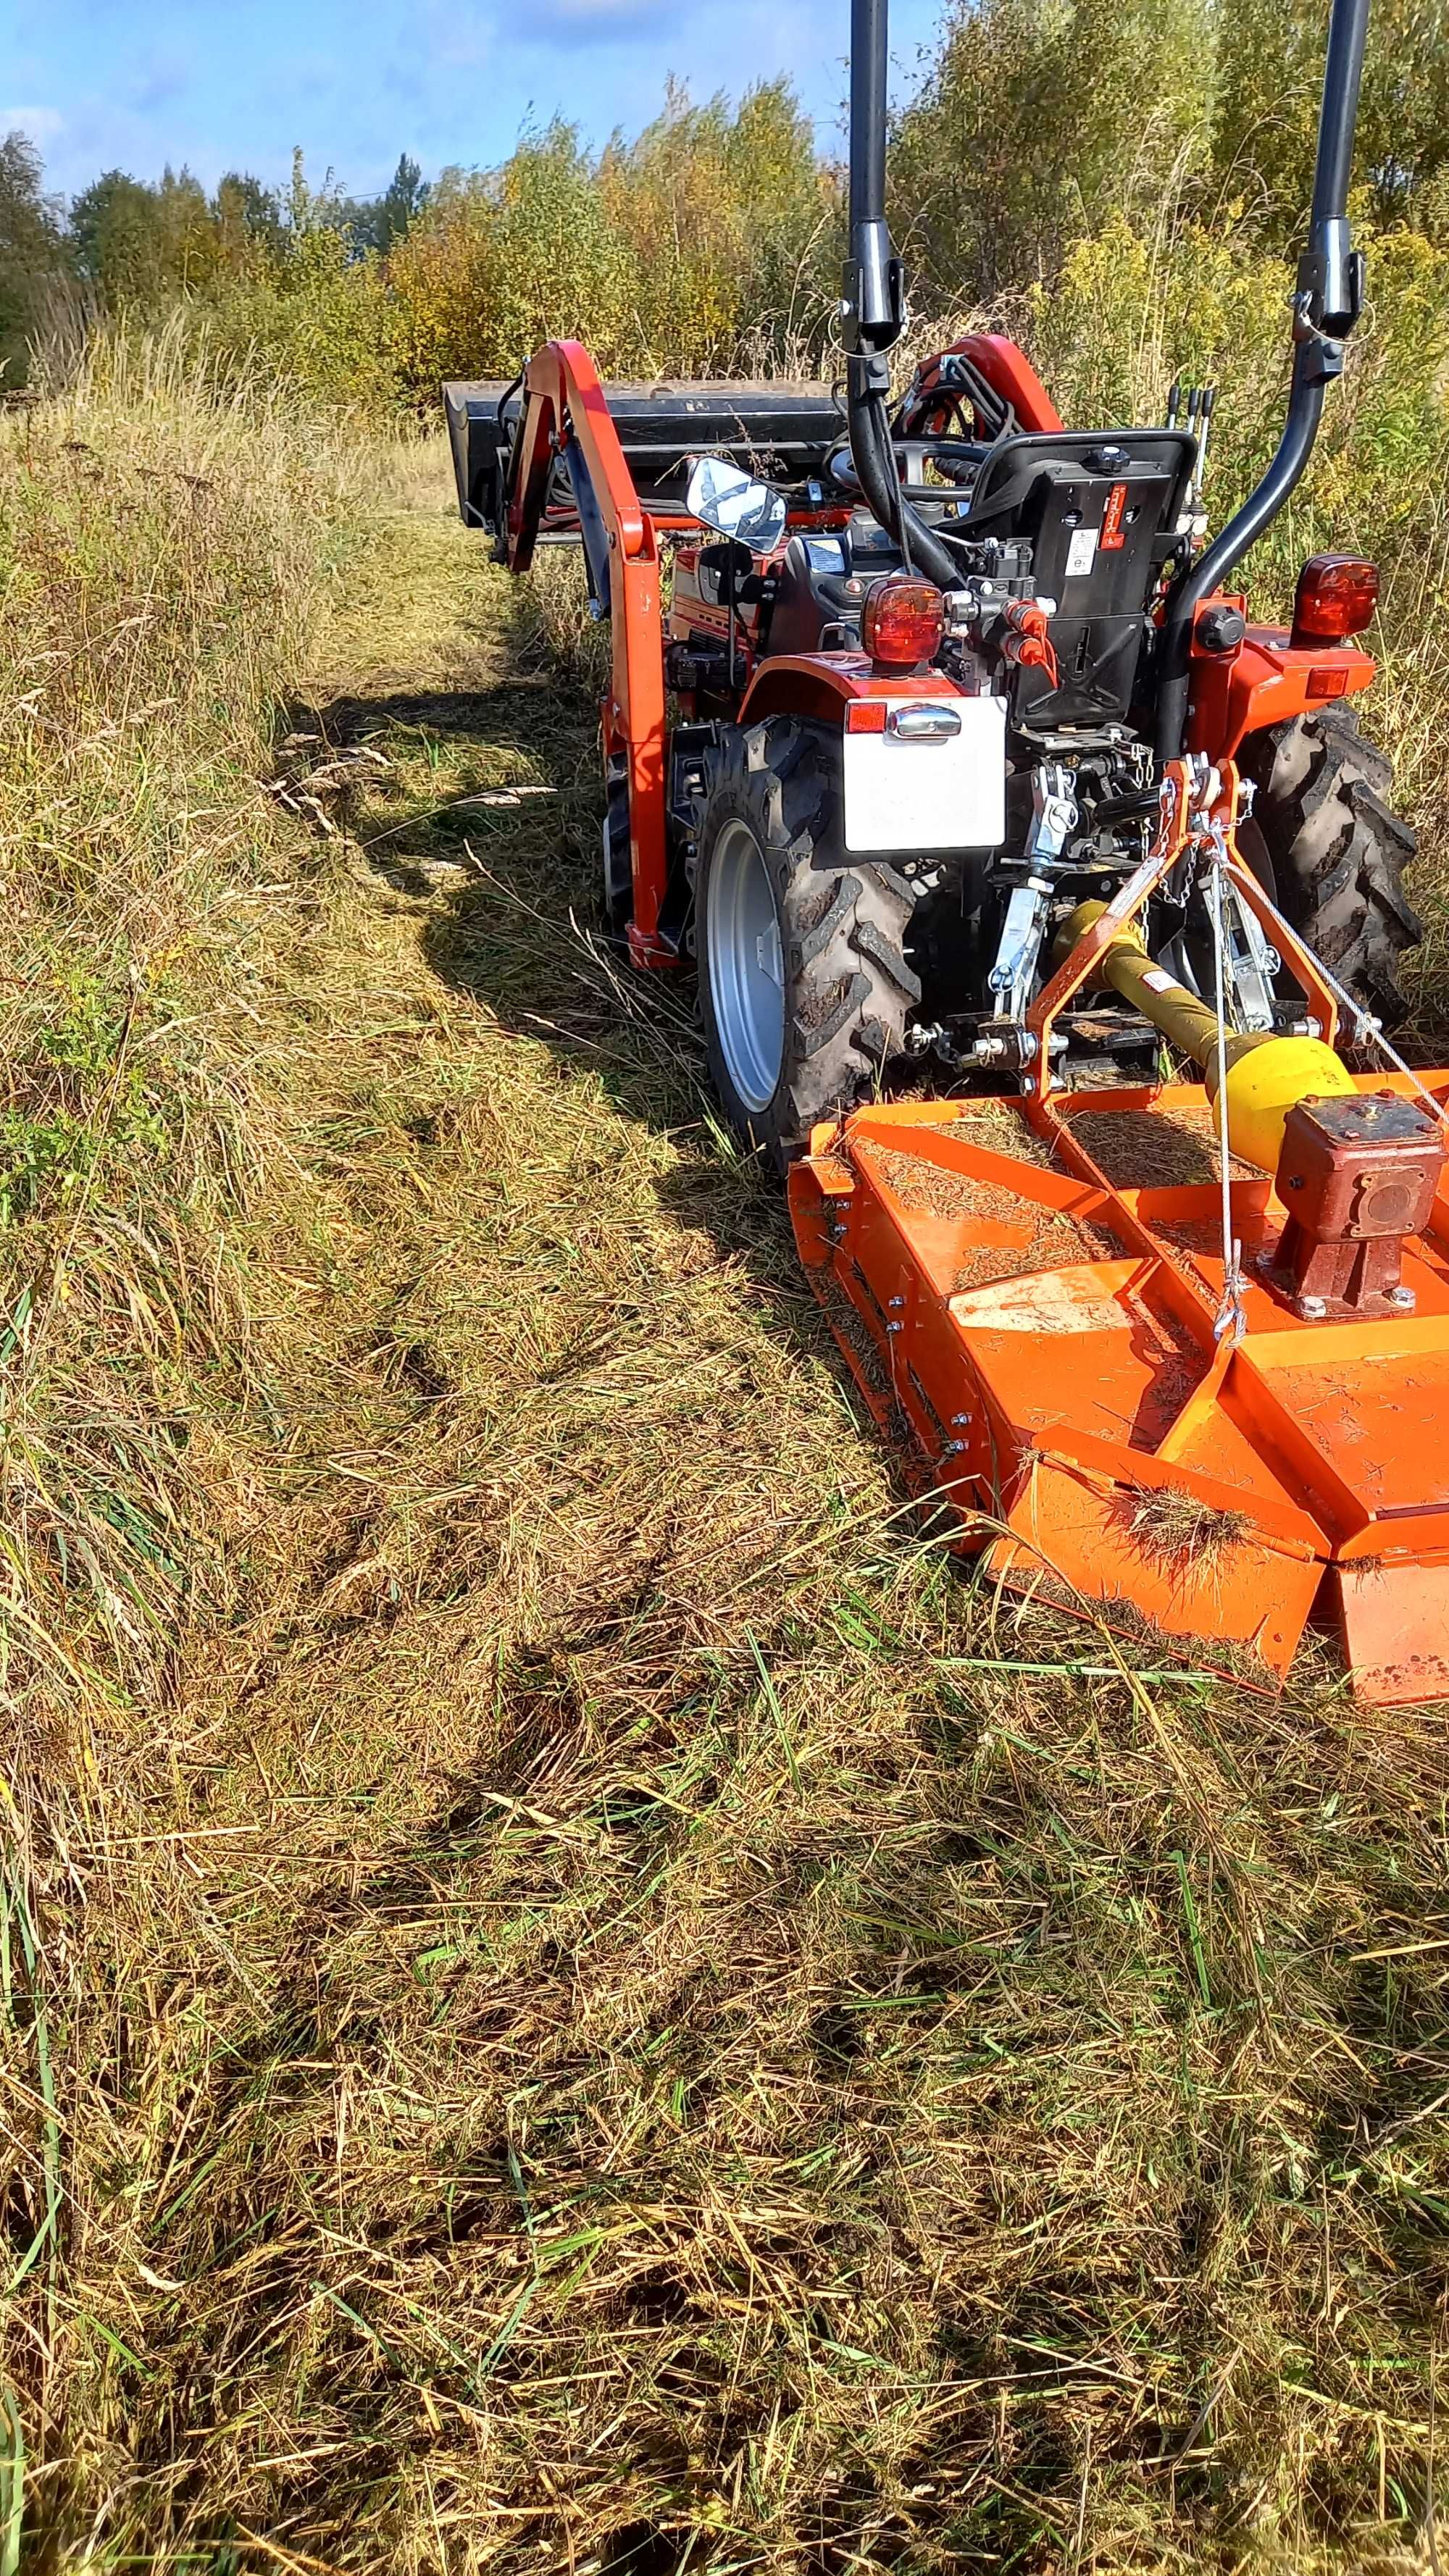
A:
[389,83,837,394]
[1026,210,1449,866]
[197,218,404,411]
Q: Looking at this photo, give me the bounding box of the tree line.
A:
[0,140,431,381]
[3,0,1448,402]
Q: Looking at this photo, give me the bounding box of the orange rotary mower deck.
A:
[790,777,1449,1705]
[791,1077,1449,1703]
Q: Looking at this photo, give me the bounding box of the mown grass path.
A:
[36,446,1448,2576]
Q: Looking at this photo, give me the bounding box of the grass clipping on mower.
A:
[1068,1102,1256,1187]
[860,1135,1126,1294]
[1122,1482,1254,1571]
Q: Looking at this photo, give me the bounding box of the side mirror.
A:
[685,455,787,552]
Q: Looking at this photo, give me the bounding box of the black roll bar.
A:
[1155,0,1370,757]
[842,0,963,590]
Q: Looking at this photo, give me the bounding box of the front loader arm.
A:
[501,339,673,969]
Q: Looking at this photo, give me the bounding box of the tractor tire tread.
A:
[694,716,917,1166]
[1238,704,1419,1029]
[795,874,857,967]
[853,914,924,1003]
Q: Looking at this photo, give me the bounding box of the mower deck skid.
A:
[790,1075,1449,1702]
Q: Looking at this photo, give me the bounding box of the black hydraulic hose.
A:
[1155,0,1369,758]
[1154,364,1327,758]
[847,365,964,590]
[845,367,905,540]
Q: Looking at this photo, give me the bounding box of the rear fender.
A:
[738,653,972,729]
[1185,601,1375,762]
[735,657,1006,855]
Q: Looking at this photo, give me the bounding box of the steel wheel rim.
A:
[706,819,785,1115]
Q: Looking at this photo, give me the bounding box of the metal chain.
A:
[1206,824,1248,1345]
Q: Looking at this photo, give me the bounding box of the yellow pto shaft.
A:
[1057,900,1355,1171]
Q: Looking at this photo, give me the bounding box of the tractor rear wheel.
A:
[693,716,919,1168]
[1238,702,1420,1029]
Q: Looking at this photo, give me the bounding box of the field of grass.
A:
[2,373,1448,2575]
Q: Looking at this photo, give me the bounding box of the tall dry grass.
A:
[0,321,377,1703]
[0,329,383,2547]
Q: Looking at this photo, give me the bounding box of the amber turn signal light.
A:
[1291,554,1379,649]
[861,577,945,668]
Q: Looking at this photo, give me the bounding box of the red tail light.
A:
[861,578,945,669]
[1292,554,1379,648]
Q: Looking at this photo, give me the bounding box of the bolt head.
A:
[951,1412,971,1427]
[1297,1295,1327,1320]
[1389,1284,1416,1309]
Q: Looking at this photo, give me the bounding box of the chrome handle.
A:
[886,703,962,741]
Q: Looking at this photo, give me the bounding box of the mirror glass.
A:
[685,455,787,551]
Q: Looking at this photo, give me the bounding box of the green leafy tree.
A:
[0,130,71,382]
[213,172,284,272]
[373,152,430,253]
[285,147,355,240]
[70,164,224,306]
[333,158,430,260]
[193,146,404,406]
[70,170,170,302]
[891,0,1213,301]
[155,166,219,291]
[1211,0,1449,235]
[391,78,832,390]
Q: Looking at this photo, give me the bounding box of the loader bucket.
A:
[789,1076,1449,1702]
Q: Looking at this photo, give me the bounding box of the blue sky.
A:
[5,0,945,206]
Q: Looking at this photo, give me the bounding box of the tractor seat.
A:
[938,425,1199,727]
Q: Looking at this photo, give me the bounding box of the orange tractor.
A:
[445,0,1449,1703]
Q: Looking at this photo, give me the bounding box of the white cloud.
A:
[0,104,65,145]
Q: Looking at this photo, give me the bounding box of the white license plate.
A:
[843,695,1007,854]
